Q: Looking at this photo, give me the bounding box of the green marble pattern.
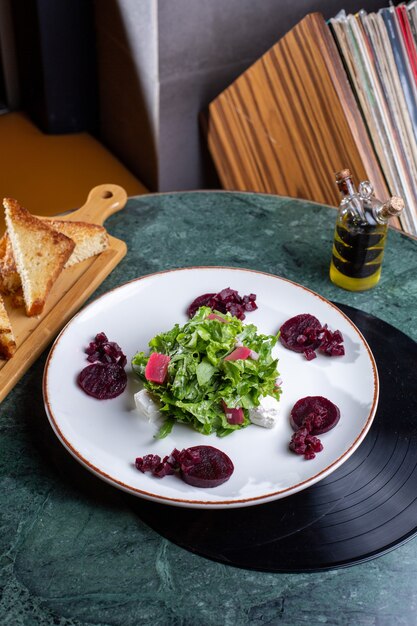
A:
[1,191,416,625]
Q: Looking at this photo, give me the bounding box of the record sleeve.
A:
[380,7,417,138]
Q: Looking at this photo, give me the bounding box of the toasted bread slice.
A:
[0,219,109,296]
[45,219,109,267]
[3,198,75,316]
[0,231,21,294]
[0,294,16,358]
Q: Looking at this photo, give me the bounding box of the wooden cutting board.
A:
[0,183,128,403]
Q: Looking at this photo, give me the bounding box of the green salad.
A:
[131,306,281,438]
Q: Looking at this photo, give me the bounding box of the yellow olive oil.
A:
[330,222,387,291]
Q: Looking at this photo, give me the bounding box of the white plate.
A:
[43,267,379,509]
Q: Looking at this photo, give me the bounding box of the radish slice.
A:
[224,346,252,361]
[145,352,171,384]
[206,313,228,322]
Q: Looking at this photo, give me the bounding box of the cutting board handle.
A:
[68,184,128,225]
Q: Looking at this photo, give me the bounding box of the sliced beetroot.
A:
[187,293,216,318]
[279,313,322,353]
[145,352,171,384]
[226,408,244,424]
[221,400,245,424]
[290,395,340,435]
[77,362,127,399]
[179,445,234,488]
[224,346,252,361]
[188,288,257,320]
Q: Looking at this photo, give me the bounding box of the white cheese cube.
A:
[249,395,281,428]
[134,389,162,420]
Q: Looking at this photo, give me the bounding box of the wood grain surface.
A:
[207,13,393,220]
[0,184,128,403]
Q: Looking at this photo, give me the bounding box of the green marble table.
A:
[1,191,416,625]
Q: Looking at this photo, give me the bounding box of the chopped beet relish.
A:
[289,428,323,460]
[85,332,127,367]
[187,288,257,320]
[304,348,317,361]
[135,452,176,477]
[78,332,128,399]
[317,326,345,357]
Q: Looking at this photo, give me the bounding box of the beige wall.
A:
[93,0,388,192]
[94,0,159,190]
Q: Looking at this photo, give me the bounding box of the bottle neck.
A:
[373,201,390,224]
[337,177,356,198]
[337,176,364,223]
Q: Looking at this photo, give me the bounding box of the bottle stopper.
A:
[335,169,352,182]
[388,196,404,216]
[379,196,404,219]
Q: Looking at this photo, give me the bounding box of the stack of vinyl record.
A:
[330,3,417,235]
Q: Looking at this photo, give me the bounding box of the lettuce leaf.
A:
[131,306,281,437]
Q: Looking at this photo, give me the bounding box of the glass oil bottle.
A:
[330,169,404,291]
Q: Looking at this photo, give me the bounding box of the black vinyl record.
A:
[126,303,417,572]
